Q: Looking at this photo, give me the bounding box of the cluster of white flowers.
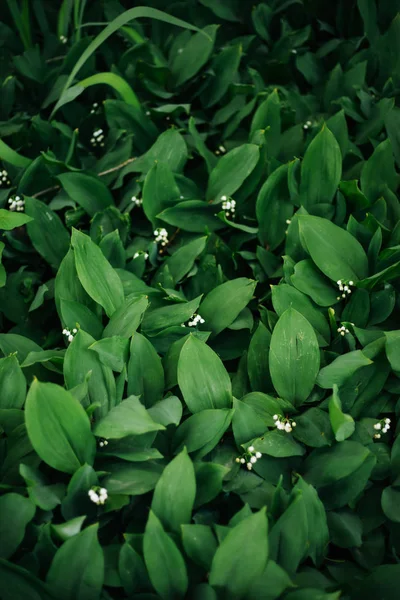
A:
[215,145,226,155]
[374,418,391,439]
[131,196,143,207]
[221,196,236,218]
[90,102,99,115]
[188,313,205,327]
[133,251,149,260]
[154,228,168,246]
[235,445,262,471]
[273,414,296,433]
[59,35,68,44]
[62,327,77,343]
[98,438,108,448]
[336,279,354,300]
[90,128,105,148]
[0,169,11,187]
[88,487,108,505]
[337,324,350,336]
[8,195,24,212]
[303,120,312,130]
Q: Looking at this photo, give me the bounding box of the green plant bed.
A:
[0,0,400,598]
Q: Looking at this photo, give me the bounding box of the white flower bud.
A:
[255,452,262,459]
[248,446,254,452]
[247,463,252,470]
[374,423,381,430]
[273,414,278,420]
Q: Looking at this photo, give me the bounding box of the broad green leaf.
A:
[269,491,308,576]
[89,336,129,372]
[46,524,104,600]
[102,462,163,496]
[255,431,305,458]
[178,335,232,412]
[291,259,339,307]
[317,351,372,388]
[127,332,164,407]
[327,508,363,548]
[174,408,234,454]
[152,448,196,533]
[250,89,281,154]
[209,508,268,599]
[0,355,26,408]
[0,560,54,600]
[247,321,272,393]
[142,296,202,335]
[64,329,116,418]
[64,72,140,112]
[271,284,330,346]
[93,396,165,439]
[0,494,35,559]
[128,129,187,174]
[148,395,182,427]
[194,462,229,507]
[102,294,148,339]
[361,139,398,203]
[0,209,33,230]
[25,197,69,268]
[142,162,180,226]
[294,477,329,566]
[298,215,369,282]
[201,44,242,109]
[71,229,124,317]
[158,200,223,232]
[199,278,256,337]
[172,25,217,86]
[58,173,114,217]
[256,164,291,249]
[144,511,188,600]
[155,236,207,285]
[269,308,320,406]
[181,524,217,571]
[232,398,267,446]
[25,380,96,473]
[206,144,259,202]
[385,330,400,376]
[300,125,342,208]
[329,385,356,442]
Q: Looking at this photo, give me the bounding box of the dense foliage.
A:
[1,0,400,598]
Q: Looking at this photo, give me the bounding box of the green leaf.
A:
[385,330,400,375]
[127,333,164,407]
[291,259,339,307]
[298,215,369,282]
[129,129,188,174]
[102,294,148,339]
[25,197,69,268]
[361,139,398,203]
[88,335,128,372]
[58,173,114,217]
[247,321,272,393]
[232,398,267,446]
[46,524,104,600]
[199,278,256,337]
[0,355,26,409]
[174,408,234,454]
[71,228,124,317]
[256,164,291,249]
[182,524,217,571]
[250,89,281,154]
[209,508,268,599]
[0,493,35,559]
[64,72,140,112]
[327,508,363,548]
[64,329,116,418]
[206,144,259,202]
[25,380,96,473]
[143,510,188,600]
[0,559,54,600]
[201,44,242,109]
[294,477,329,566]
[329,385,356,442]
[158,200,223,232]
[0,208,33,230]
[152,448,196,533]
[93,396,165,439]
[271,283,330,346]
[142,296,202,335]
[300,125,342,208]
[142,162,180,227]
[269,308,320,406]
[317,351,372,388]
[102,462,163,496]
[255,431,305,458]
[155,236,207,285]
[172,24,217,86]
[269,491,308,576]
[178,335,232,413]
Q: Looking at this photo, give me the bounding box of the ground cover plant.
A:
[1,0,400,598]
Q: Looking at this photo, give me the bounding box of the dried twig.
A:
[32,157,136,198]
